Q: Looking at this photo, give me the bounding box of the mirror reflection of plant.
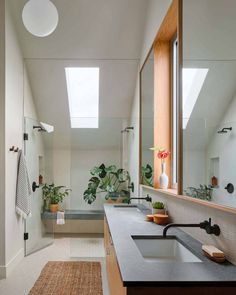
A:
[83,164,131,204]
[141,164,153,187]
[184,184,213,201]
[42,183,71,205]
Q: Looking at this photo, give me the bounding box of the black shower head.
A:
[217,127,232,134]
[121,126,134,133]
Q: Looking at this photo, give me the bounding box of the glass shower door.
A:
[24,117,54,255]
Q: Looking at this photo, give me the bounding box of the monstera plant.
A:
[141,164,153,187]
[83,164,131,204]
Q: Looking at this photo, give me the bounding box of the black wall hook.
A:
[225,183,234,194]
[9,146,19,152]
[32,181,40,192]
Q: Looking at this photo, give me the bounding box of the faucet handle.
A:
[146,194,152,202]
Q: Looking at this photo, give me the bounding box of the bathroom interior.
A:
[1,0,236,294]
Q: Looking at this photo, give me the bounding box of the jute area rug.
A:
[29,261,103,295]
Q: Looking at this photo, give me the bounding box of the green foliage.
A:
[152,201,165,209]
[141,164,153,187]
[184,184,213,201]
[42,183,71,205]
[83,164,131,204]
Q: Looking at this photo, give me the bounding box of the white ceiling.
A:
[9,0,148,59]
[8,0,149,149]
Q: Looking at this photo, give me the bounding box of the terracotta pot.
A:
[153,214,169,225]
[50,204,59,213]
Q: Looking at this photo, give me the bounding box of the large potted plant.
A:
[83,164,131,204]
[42,183,71,212]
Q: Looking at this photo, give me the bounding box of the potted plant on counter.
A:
[42,183,71,212]
[83,164,131,204]
[152,201,165,215]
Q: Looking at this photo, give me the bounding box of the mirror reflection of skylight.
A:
[182,68,209,129]
[65,67,99,128]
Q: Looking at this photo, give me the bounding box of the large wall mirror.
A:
[140,48,154,187]
[182,0,236,208]
[140,0,178,190]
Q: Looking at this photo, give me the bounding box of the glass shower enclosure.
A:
[24,117,54,256]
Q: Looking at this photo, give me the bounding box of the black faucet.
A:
[163,218,220,238]
[127,194,152,204]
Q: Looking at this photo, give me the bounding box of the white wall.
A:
[0,2,39,277]
[53,149,71,209]
[207,91,236,207]
[5,2,25,275]
[183,149,206,190]
[0,0,6,279]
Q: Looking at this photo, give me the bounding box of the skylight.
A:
[182,68,209,129]
[65,67,99,128]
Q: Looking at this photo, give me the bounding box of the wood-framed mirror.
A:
[139,0,181,192]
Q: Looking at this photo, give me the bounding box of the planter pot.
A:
[50,204,59,213]
[105,192,130,203]
[159,162,169,189]
[152,208,165,215]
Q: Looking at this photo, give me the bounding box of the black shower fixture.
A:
[33,125,46,132]
[217,127,232,134]
[121,126,134,133]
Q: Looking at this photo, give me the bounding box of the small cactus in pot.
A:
[152,201,165,215]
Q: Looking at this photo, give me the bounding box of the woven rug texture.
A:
[28,261,103,295]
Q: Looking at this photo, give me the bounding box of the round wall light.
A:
[22,0,59,37]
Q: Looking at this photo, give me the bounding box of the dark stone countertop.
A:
[104,204,236,287]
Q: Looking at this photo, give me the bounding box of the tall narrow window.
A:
[65,67,99,128]
[172,38,178,187]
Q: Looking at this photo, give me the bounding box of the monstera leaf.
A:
[83,189,96,205]
[117,169,130,182]
[141,164,153,187]
[105,165,117,173]
[83,163,131,204]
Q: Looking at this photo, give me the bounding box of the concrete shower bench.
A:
[41,210,105,234]
[41,209,104,220]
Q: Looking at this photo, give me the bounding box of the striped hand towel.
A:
[16,150,32,219]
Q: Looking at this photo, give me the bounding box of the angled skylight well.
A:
[182,68,209,129]
[65,67,99,128]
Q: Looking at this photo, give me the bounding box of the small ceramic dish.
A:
[153,214,169,225]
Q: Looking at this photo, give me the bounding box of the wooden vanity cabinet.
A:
[104,217,127,295]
